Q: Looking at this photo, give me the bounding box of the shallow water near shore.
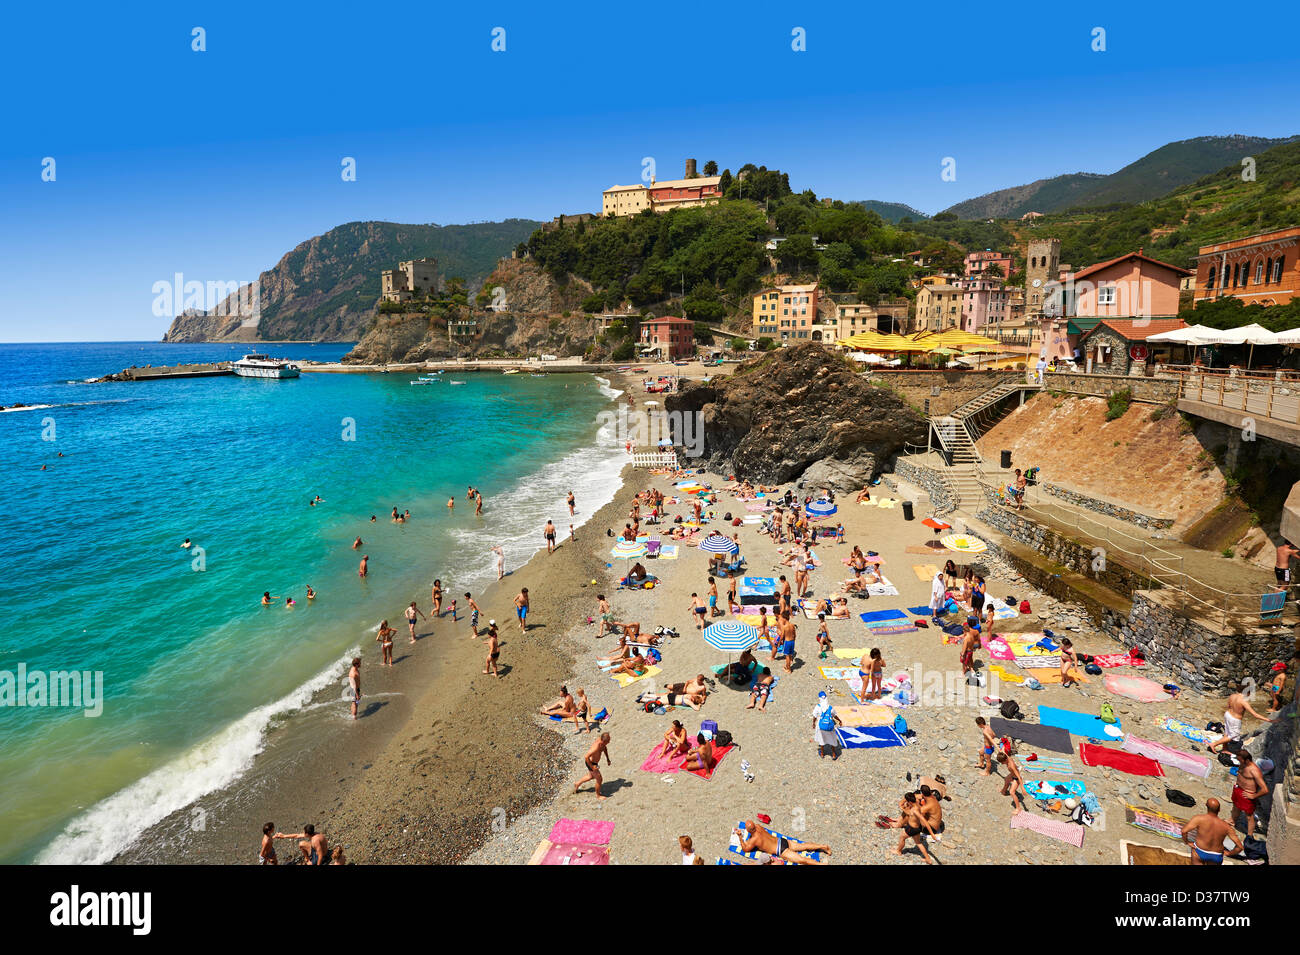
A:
[0,342,623,863]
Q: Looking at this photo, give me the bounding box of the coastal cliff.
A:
[161,219,541,343]
[343,259,604,363]
[665,342,928,489]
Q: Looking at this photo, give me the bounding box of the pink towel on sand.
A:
[640,744,688,774]
[1010,811,1085,847]
[540,842,610,865]
[982,635,1015,661]
[1121,735,1211,779]
[1092,651,1146,668]
[548,818,615,845]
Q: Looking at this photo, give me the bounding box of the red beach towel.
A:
[1092,651,1146,668]
[685,743,735,780]
[1078,743,1165,777]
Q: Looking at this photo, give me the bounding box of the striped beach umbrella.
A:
[702,620,760,653]
[941,534,988,554]
[699,533,739,555]
[610,540,648,559]
[806,500,837,518]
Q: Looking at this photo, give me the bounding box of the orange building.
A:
[1194,227,1300,306]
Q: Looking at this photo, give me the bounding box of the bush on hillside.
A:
[1106,388,1133,420]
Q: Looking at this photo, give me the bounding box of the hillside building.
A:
[380,258,439,303]
[1194,227,1300,307]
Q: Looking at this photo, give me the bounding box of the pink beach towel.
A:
[640,743,689,774]
[1092,651,1146,668]
[982,635,1015,661]
[548,818,615,845]
[1079,743,1165,777]
[1121,735,1211,779]
[1010,810,1085,848]
[1104,673,1170,703]
[540,842,610,865]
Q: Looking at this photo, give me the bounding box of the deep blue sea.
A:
[0,342,623,863]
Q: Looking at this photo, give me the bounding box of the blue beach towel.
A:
[906,605,932,616]
[1024,779,1087,801]
[1037,705,1123,740]
[837,725,906,749]
[859,609,907,623]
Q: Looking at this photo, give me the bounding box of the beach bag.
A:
[893,715,909,736]
[1243,836,1268,862]
[1165,788,1196,808]
[700,719,718,737]
[1099,701,1116,723]
[646,648,662,664]
[715,729,734,748]
[1206,720,1225,734]
[1019,600,1031,614]
[1023,677,1043,690]
[1085,663,1102,675]
[817,707,836,732]
[999,700,1021,720]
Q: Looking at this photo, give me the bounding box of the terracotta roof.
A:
[1070,251,1192,282]
[1078,319,1186,342]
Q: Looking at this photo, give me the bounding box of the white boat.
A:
[231,354,300,379]
[501,369,520,375]
[448,380,466,385]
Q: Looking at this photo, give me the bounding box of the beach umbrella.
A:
[699,533,739,555]
[702,620,760,653]
[941,534,988,554]
[610,540,647,559]
[806,500,837,518]
[645,400,659,407]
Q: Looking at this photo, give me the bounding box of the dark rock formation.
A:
[665,343,928,489]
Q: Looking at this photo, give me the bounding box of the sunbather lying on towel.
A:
[607,652,648,677]
[637,689,706,710]
[664,674,707,697]
[746,668,775,711]
[735,820,831,865]
[539,686,579,719]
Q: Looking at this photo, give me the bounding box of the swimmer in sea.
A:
[285,597,295,609]
[447,497,454,512]
[358,555,369,578]
[352,536,362,550]
[182,538,192,549]
[306,585,315,601]
[261,591,275,606]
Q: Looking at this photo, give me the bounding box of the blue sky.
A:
[1,1,1295,341]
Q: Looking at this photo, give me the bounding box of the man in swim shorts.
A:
[1230,750,1269,838]
[976,716,996,775]
[515,588,529,631]
[734,819,830,865]
[465,593,481,636]
[544,520,557,554]
[1210,687,1273,753]
[1180,798,1243,865]
[1274,540,1299,591]
[689,592,707,629]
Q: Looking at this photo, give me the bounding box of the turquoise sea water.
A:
[0,342,623,864]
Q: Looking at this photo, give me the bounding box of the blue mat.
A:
[859,609,907,623]
[837,725,906,749]
[906,605,932,616]
[1037,705,1123,740]
[1024,779,1087,801]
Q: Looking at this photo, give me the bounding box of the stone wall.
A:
[1042,370,1178,403]
[1038,483,1174,530]
[1260,695,1299,859]
[1110,589,1296,694]
[869,369,1021,416]
[891,457,957,515]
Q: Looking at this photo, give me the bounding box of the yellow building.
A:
[914,283,961,331]
[751,283,819,341]
[601,184,651,217]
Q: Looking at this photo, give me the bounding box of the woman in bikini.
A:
[376,620,397,666]
[658,720,689,759]
[431,579,444,617]
[868,648,885,697]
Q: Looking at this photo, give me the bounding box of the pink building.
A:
[639,316,695,360]
[964,250,1013,281]
[1046,250,1189,321]
[959,278,1011,333]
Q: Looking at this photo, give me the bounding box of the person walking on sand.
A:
[348,657,361,720]
[544,519,558,554]
[515,588,530,631]
[465,593,482,636]
[404,601,425,644]
[1180,798,1243,865]
[1059,637,1078,688]
[376,620,397,666]
[574,732,612,800]
[997,751,1026,812]
[596,593,614,637]
[567,491,576,518]
[358,555,368,578]
[483,621,500,678]
[1209,686,1275,753]
[492,545,505,580]
[689,592,707,629]
[813,691,842,759]
[976,716,996,775]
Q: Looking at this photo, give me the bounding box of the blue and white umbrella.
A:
[699,533,739,555]
[806,500,837,518]
[702,620,760,653]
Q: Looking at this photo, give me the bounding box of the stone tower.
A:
[1024,238,1060,315]
[684,158,697,179]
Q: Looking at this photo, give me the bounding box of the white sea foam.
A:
[35,648,358,865]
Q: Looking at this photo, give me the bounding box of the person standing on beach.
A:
[976,716,996,775]
[997,751,1026,812]
[259,823,280,865]
[483,621,500,678]
[707,576,719,617]
[1180,798,1243,865]
[544,520,558,554]
[574,732,612,800]
[348,657,361,720]
[358,555,368,578]
[465,593,481,636]
[689,592,707,629]
[515,587,530,631]
[567,491,576,517]
[1058,637,1077,688]
[492,545,505,580]
[404,601,425,644]
[1274,541,1299,592]
[1230,751,1269,838]
[778,610,797,674]
[376,620,397,666]
[431,579,443,617]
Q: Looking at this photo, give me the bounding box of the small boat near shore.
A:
[232,354,300,379]
[449,380,466,385]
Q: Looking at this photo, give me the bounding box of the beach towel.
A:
[1121,840,1192,865]
[990,717,1074,755]
[983,596,1020,620]
[912,564,939,581]
[1159,716,1220,747]
[819,666,858,680]
[1124,805,1189,841]
[867,624,920,636]
[610,664,660,688]
[1018,755,1076,774]
[875,498,898,509]
[906,605,933,616]
[657,544,679,560]
[532,841,611,865]
[1079,743,1165,777]
[686,743,734,780]
[982,635,1015,660]
[838,725,905,748]
[741,515,764,524]
[989,664,1025,684]
[1010,811,1085,848]
[1104,673,1171,704]
[1014,654,1061,670]
[1121,735,1211,779]
[832,647,872,660]
[860,609,908,624]
[866,576,899,597]
[1037,705,1123,740]
[548,819,614,845]
[1024,779,1087,801]
[640,743,689,774]
[1092,651,1147,668]
[833,704,896,727]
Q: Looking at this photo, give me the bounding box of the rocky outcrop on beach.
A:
[343,259,600,364]
[665,342,928,489]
